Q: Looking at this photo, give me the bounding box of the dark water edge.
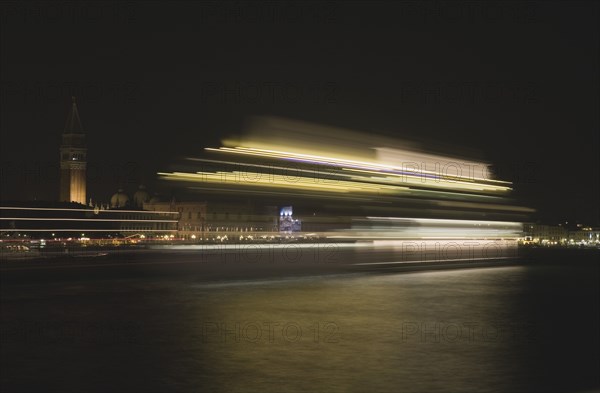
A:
[1,248,598,393]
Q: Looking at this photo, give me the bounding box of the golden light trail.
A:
[0,207,178,214]
[208,146,511,185]
[1,218,178,222]
[0,229,178,232]
[152,117,534,242]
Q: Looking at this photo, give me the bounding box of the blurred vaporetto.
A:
[158,116,534,262]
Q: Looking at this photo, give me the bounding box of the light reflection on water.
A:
[1,264,598,392]
[178,267,531,393]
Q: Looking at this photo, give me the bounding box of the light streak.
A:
[1,207,178,214]
[1,218,178,222]
[0,229,178,232]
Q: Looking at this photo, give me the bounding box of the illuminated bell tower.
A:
[59,97,87,204]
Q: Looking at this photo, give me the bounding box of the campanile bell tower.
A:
[59,97,87,204]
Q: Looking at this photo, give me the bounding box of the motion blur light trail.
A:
[158,117,532,242]
[344,217,523,239]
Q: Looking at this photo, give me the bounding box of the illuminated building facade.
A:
[279,206,301,232]
[59,97,87,204]
[143,200,278,238]
[524,224,568,243]
[144,200,207,234]
[204,204,278,233]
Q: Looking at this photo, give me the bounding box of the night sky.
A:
[1,1,598,225]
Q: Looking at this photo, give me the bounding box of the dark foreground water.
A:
[1,249,598,392]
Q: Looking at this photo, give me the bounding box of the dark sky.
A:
[1,1,598,225]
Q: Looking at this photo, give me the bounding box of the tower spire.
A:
[59,97,87,204]
[64,96,83,133]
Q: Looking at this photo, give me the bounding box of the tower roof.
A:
[64,96,83,133]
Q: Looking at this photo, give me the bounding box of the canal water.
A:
[1,251,598,392]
